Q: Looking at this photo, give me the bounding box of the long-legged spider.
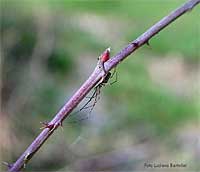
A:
[70,67,117,122]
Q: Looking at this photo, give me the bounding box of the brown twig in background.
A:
[8,0,200,171]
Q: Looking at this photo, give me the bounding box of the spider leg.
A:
[69,88,100,123]
[79,104,96,111]
[110,67,118,85]
[97,86,101,101]
[71,86,102,124]
[68,88,97,119]
[110,67,116,78]
[68,87,99,123]
[88,86,101,115]
[79,87,97,111]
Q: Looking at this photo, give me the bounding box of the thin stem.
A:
[8,0,199,171]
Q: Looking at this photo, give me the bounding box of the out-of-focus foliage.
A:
[1,0,199,171]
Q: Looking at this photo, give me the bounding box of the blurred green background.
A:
[1,0,199,171]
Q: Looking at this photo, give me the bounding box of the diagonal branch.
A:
[8,0,200,171]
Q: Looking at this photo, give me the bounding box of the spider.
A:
[69,47,117,122]
[70,67,117,122]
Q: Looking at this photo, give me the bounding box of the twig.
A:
[8,0,200,171]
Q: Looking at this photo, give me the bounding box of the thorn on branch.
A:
[131,41,139,47]
[55,121,63,131]
[40,121,63,132]
[40,121,54,130]
[23,152,31,169]
[2,161,13,169]
[145,40,152,48]
[146,40,150,46]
